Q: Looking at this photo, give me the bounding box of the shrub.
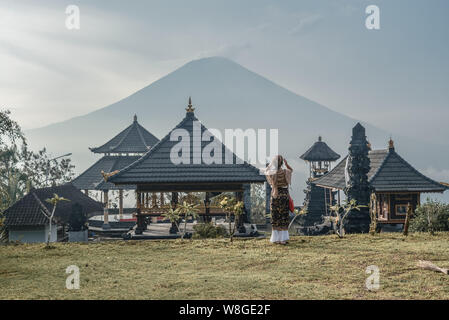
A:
[192,223,227,239]
[409,199,449,233]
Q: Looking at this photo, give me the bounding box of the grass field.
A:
[1,233,449,300]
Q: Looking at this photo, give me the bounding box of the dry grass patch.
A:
[1,233,449,299]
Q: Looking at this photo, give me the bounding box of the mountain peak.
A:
[173,56,251,77]
[187,56,239,66]
[25,56,448,203]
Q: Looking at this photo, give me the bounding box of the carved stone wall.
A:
[301,180,335,226]
[343,123,372,233]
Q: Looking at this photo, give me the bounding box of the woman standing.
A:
[265,155,293,245]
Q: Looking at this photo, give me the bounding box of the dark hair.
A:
[276,155,284,170]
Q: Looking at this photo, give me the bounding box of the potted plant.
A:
[176,201,200,240]
[219,196,244,242]
[161,207,181,236]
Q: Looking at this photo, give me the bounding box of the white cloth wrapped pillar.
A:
[102,190,111,229]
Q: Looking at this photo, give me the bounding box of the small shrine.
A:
[108,98,266,234]
[314,123,447,230]
[299,136,340,226]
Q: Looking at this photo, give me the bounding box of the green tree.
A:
[0,109,25,241]
[0,111,75,212]
[410,199,449,233]
[0,109,24,145]
[0,146,28,212]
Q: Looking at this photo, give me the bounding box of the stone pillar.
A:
[135,191,147,234]
[203,192,211,223]
[145,192,151,226]
[169,192,179,234]
[265,182,271,220]
[160,192,165,205]
[243,184,251,223]
[152,193,157,207]
[118,189,123,220]
[337,190,341,206]
[102,190,111,230]
[236,191,246,233]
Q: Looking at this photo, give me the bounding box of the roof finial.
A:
[133,114,137,122]
[388,136,394,150]
[185,96,195,113]
[318,136,322,142]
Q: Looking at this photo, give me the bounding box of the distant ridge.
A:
[26,56,449,202]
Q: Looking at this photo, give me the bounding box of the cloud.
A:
[421,167,449,184]
[0,2,192,128]
[288,14,324,36]
[195,42,252,60]
[1,0,449,147]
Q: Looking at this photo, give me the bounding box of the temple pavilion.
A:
[300,136,340,226]
[72,115,159,229]
[314,134,447,225]
[108,98,266,234]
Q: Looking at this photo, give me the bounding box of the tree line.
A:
[0,109,75,213]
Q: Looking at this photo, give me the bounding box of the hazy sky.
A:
[1,0,448,144]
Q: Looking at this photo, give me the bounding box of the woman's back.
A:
[274,169,289,188]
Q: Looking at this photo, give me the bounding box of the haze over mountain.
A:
[26,57,449,203]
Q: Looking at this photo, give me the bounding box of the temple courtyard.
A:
[1,233,448,300]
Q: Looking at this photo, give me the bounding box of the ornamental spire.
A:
[388,136,394,150]
[185,96,195,113]
[133,114,137,122]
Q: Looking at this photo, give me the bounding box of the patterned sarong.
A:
[270,187,289,231]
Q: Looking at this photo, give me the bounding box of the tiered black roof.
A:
[73,115,160,191]
[110,100,266,185]
[4,184,103,227]
[300,136,340,162]
[90,115,159,154]
[314,146,447,193]
[71,155,140,190]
